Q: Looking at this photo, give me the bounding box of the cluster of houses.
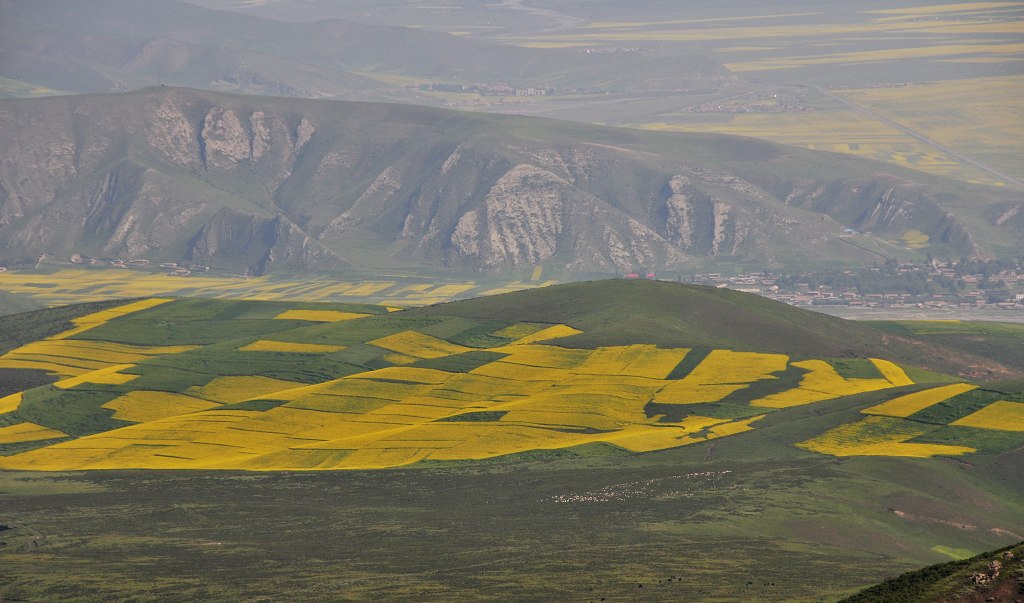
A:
[68,254,207,276]
[684,266,1024,311]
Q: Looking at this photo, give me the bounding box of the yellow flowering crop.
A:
[709,415,767,438]
[0,333,196,378]
[576,345,688,379]
[509,324,583,344]
[188,376,305,403]
[654,350,788,404]
[870,358,915,386]
[345,367,455,385]
[240,340,346,353]
[497,344,590,369]
[797,416,975,457]
[274,309,372,322]
[102,391,221,422]
[54,364,139,389]
[951,401,1024,431]
[0,422,68,445]
[753,359,902,408]
[0,392,23,414]
[863,383,978,417]
[368,331,473,359]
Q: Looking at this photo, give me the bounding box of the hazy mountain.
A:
[0,87,1017,275]
[0,0,736,101]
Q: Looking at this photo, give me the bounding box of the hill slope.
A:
[0,282,1021,601]
[0,87,1018,275]
[0,281,1020,469]
[411,280,1019,380]
[842,542,1024,603]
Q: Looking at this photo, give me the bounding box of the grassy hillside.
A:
[411,280,1021,380]
[868,320,1024,374]
[0,281,1019,468]
[0,282,1020,600]
[842,541,1024,603]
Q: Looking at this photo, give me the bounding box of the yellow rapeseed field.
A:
[863,383,978,417]
[797,416,975,457]
[0,340,196,377]
[0,422,68,445]
[345,367,455,385]
[0,300,193,378]
[871,359,915,387]
[654,350,789,404]
[0,267,556,307]
[240,340,346,353]
[53,298,175,339]
[102,391,221,422]
[273,310,371,322]
[54,364,139,389]
[188,376,306,403]
[709,415,767,438]
[368,331,473,359]
[0,392,23,414]
[496,344,591,369]
[753,359,910,408]
[382,353,417,365]
[0,307,949,470]
[951,401,1024,431]
[576,345,687,380]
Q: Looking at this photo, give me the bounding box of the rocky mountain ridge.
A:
[0,87,1015,275]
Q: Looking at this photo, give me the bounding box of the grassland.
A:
[868,320,1024,373]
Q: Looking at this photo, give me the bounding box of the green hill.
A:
[842,541,1024,603]
[0,282,1020,601]
[412,280,1020,380]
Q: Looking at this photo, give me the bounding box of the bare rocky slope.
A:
[0,87,1018,275]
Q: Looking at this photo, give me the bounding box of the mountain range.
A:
[1,86,1019,275]
[0,0,735,101]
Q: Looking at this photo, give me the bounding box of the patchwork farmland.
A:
[1,294,1020,471]
[0,267,558,309]
[0,280,1021,602]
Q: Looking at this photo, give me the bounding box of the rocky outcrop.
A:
[447,164,688,270]
[662,175,747,256]
[186,209,345,275]
[782,178,981,254]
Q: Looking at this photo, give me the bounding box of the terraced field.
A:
[1,294,1019,471]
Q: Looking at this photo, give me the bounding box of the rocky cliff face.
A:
[0,88,1010,274]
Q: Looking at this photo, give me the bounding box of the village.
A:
[679,260,1024,312]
